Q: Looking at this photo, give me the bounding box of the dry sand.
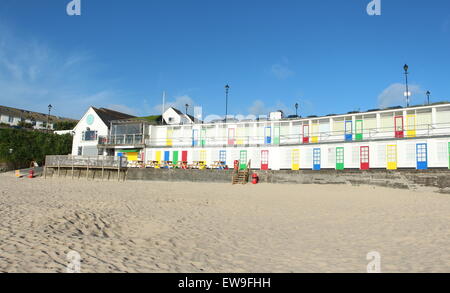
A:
[0,172,449,273]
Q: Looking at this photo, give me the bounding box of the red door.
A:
[182,151,188,162]
[228,128,235,145]
[394,116,404,138]
[303,125,310,143]
[261,150,269,170]
[360,146,369,170]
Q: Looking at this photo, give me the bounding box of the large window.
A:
[82,130,98,141]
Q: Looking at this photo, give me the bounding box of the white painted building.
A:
[0,105,74,130]
[74,103,450,171]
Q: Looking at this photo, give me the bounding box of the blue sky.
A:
[0,0,449,119]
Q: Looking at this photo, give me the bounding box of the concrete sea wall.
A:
[44,167,450,192]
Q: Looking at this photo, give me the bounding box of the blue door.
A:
[345,120,353,141]
[164,151,170,162]
[192,129,198,147]
[265,127,271,144]
[416,143,428,170]
[313,148,321,170]
[219,150,226,162]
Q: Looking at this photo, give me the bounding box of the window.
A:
[82,130,98,141]
[8,116,13,123]
[77,147,82,156]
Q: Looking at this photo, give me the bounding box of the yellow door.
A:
[127,152,138,162]
[155,151,161,168]
[387,145,397,170]
[407,115,416,137]
[167,129,173,146]
[311,123,319,143]
[291,149,300,170]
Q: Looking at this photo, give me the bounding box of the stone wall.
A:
[45,167,450,191]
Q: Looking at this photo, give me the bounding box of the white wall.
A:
[71,107,109,156]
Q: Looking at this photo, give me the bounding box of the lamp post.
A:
[47,104,53,132]
[426,91,431,105]
[225,84,230,123]
[403,64,410,107]
[295,103,299,117]
[185,104,189,115]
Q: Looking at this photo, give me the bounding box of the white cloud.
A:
[248,99,292,116]
[0,24,129,119]
[152,95,195,114]
[377,83,422,108]
[248,100,267,116]
[271,64,295,80]
[270,58,295,80]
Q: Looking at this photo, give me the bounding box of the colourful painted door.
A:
[313,148,321,170]
[173,151,179,165]
[228,128,235,145]
[416,143,428,170]
[240,150,247,170]
[345,121,353,141]
[360,146,369,170]
[192,129,198,147]
[200,150,207,163]
[387,145,397,170]
[166,128,173,146]
[261,150,269,170]
[200,129,206,147]
[265,127,271,144]
[407,115,416,138]
[394,116,404,138]
[303,125,309,143]
[182,151,188,162]
[291,149,300,170]
[336,147,344,170]
[219,150,226,162]
[155,151,161,164]
[448,142,450,169]
[355,120,363,141]
[164,151,170,162]
[311,124,319,143]
[273,126,280,145]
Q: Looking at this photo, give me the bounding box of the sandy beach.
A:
[0,173,449,273]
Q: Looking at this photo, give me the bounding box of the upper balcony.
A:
[98,134,149,147]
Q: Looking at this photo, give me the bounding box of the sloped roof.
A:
[0,105,76,122]
[168,107,201,123]
[92,107,136,125]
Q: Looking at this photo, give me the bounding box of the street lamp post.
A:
[47,104,53,132]
[295,103,299,117]
[403,64,410,107]
[225,85,230,123]
[426,91,431,105]
[185,104,189,115]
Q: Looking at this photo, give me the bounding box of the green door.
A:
[200,129,206,147]
[355,120,363,141]
[273,126,280,145]
[173,151,179,166]
[336,147,344,170]
[239,150,247,170]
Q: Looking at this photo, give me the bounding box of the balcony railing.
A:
[97,123,450,148]
[98,134,146,146]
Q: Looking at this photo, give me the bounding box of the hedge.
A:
[0,128,72,168]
